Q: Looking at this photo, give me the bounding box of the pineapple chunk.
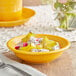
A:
[41,36,56,50]
[36,44,43,49]
[22,32,35,42]
[20,45,35,52]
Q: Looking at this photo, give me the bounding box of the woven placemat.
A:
[3,51,73,76]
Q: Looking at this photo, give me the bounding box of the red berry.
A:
[15,46,20,49]
[23,42,28,47]
[36,39,39,41]
[37,44,40,45]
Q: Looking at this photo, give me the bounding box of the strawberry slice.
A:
[15,46,20,49]
[23,42,28,47]
[36,39,39,41]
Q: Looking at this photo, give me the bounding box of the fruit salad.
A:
[15,32,60,52]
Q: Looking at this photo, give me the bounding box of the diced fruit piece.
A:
[53,42,60,50]
[15,46,20,50]
[31,49,49,52]
[41,36,50,48]
[30,37,37,43]
[39,49,49,52]
[38,38,43,42]
[31,49,38,52]
[23,42,28,47]
[30,43,36,47]
[46,47,53,51]
[41,36,56,49]
[20,45,35,52]
[46,40,56,47]
[36,39,39,41]
[36,44,43,49]
[22,32,35,42]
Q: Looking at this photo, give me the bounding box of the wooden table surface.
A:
[68,42,76,76]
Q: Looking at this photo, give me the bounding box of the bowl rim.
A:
[7,34,71,55]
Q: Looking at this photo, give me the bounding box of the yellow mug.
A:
[0,0,22,21]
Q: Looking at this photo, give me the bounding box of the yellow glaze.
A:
[7,34,70,64]
[0,8,35,27]
[0,0,22,21]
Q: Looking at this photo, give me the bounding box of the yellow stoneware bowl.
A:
[7,34,70,64]
[0,8,35,27]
